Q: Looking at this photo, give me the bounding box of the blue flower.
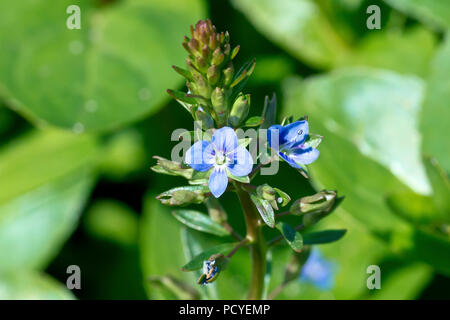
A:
[185,127,253,198]
[299,249,335,291]
[267,120,319,169]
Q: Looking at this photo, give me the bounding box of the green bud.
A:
[229,93,250,127]
[193,73,210,98]
[256,184,276,202]
[156,186,208,206]
[223,63,234,86]
[212,48,225,66]
[290,190,336,216]
[211,87,228,125]
[151,156,193,179]
[207,65,220,86]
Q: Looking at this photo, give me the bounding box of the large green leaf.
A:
[283,68,450,275]
[0,271,75,300]
[384,0,450,30]
[0,129,98,204]
[0,129,97,271]
[0,0,205,132]
[231,0,351,69]
[420,36,450,172]
[0,170,94,272]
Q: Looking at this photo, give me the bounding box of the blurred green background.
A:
[0,0,448,299]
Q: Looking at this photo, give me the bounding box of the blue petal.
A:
[278,151,302,169]
[280,120,309,147]
[209,167,228,198]
[227,146,253,176]
[267,125,282,150]
[185,140,214,172]
[290,147,319,165]
[212,127,238,153]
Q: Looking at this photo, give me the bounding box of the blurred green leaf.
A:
[275,222,303,252]
[0,129,97,272]
[0,129,97,204]
[181,243,236,272]
[250,193,275,228]
[84,199,139,246]
[99,129,146,180]
[348,26,437,77]
[0,170,94,272]
[303,229,347,245]
[283,69,450,275]
[386,192,440,225]
[0,271,75,300]
[420,36,450,172]
[423,157,450,219]
[172,209,230,236]
[0,0,205,132]
[231,0,351,69]
[384,0,450,30]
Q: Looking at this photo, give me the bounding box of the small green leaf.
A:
[181,243,236,272]
[250,194,275,228]
[244,116,264,127]
[303,229,347,245]
[167,89,198,105]
[275,222,303,252]
[172,210,229,237]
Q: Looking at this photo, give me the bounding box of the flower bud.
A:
[257,184,276,202]
[151,156,193,179]
[223,63,234,86]
[207,64,220,86]
[229,93,250,127]
[156,186,208,206]
[211,87,228,125]
[290,190,336,216]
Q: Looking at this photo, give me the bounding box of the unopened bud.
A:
[156,186,207,206]
[256,184,276,202]
[151,156,193,179]
[211,87,228,125]
[223,63,234,86]
[290,190,336,216]
[229,93,250,127]
[207,65,220,86]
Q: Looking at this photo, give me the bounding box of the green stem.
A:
[235,182,267,300]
